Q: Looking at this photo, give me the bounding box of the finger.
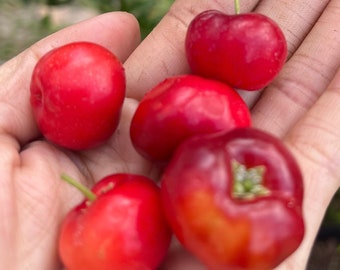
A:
[251,0,340,136]
[125,0,259,100]
[255,0,330,57]
[76,98,155,182]
[0,12,140,145]
[279,66,340,269]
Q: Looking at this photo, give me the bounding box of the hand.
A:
[0,1,339,270]
[0,12,143,270]
[125,0,340,269]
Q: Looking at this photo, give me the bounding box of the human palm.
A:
[0,12,145,270]
[0,0,339,269]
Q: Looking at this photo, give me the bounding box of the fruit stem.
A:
[232,160,270,200]
[234,0,241,14]
[61,174,97,202]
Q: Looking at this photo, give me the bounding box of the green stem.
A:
[61,174,97,202]
[234,0,241,15]
[232,160,270,200]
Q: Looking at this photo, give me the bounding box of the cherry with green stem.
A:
[185,1,288,90]
[58,173,172,270]
[161,127,305,269]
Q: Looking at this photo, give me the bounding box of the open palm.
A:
[0,12,145,270]
[0,0,339,269]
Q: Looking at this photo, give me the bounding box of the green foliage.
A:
[324,189,340,225]
[46,0,73,5]
[81,0,173,38]
[0,0,60,61]
[20,0,174,38]
[121,0,173,38]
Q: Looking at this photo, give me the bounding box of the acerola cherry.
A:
[185,9,287,90]
[59,174,172,270]
[30,41,125,150]
[161,127,304,270]
[130,74,251,163]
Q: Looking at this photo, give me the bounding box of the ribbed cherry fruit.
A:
[185,2,287,90]
[30,41,125,150]
[59,173,172,270]
[130,74,251,163]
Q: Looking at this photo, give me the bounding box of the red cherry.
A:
[130,74,251,163]
[161,128,304,269]
[185,10,287,90]
[59,174,172,270]
[30,41,125,150]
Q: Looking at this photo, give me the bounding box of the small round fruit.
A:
[161,128,304,270]
[185,10,287,90]
[130,74,251,163]
[59,174,172,270]
[30,41,125,150]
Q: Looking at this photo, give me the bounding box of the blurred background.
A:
[0,0,339,268]
[0,0,173,62]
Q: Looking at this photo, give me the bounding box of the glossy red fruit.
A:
[130,74,251,163]
[59,174,172,270]
[185,10,287,90]
[30,41,125,150]
[161,128,304,270]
